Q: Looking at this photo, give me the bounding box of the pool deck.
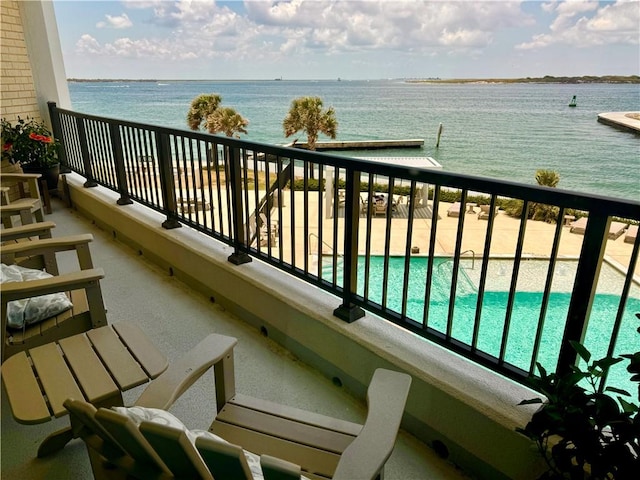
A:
[266,191,640,278]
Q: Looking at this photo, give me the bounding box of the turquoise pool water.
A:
[323,256,640,391]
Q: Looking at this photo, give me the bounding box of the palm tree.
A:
[283,96,337,178]
[187,94,222,131]
[532,169,560,222]
[535,169,560,188]
[283,96,337,150]
[205,107,249,138]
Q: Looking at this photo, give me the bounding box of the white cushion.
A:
[113,406,311,480]
[111,406,187,430]
[1,263,73,329]
[112,406,268,479]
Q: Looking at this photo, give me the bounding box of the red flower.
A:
[28,132,52,143]
[2,142,12,152]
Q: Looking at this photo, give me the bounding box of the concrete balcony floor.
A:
[1,199,470,480]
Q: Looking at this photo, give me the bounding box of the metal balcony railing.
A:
[48,102,640,389]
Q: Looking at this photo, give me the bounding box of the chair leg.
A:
[37,426,74,458]
[40,179,52,215]
[19,209,33,225]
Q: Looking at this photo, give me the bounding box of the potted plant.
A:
[517,314,640,479]
[1,117,60,190]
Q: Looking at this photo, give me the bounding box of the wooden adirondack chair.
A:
[1,221,56,269]
[1,234,107,361]
[1,220,55,243]
[65,332,412,480]
[0,173,46,227]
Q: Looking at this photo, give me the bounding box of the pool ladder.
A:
[438,249,476,271]
[308,233,343,258]
[461,249,476,269]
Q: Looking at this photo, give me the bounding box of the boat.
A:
[569,95,577,107]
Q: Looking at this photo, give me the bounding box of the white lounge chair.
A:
[447,202,461,218]
[570,217,628,240]
[624,224,638,244]
[477,205,498,220]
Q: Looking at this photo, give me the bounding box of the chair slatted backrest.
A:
[195,434,253,480]
[139,421,213,479]
[260,455,303,480]
[63,398,127,462]
[94,408,171,476]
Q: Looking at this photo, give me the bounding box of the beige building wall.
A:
[0,0,40,123]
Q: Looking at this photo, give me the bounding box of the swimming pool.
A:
[323,255,640,391]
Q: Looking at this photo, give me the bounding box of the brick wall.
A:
[1,0,40,123]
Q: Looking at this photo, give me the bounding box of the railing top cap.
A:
[358,156,443,169]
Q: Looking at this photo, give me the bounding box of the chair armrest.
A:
[0,268,105,303]
[134,334,238,410]
[1,234,94,272]
[1,233,93,257]
[0,173,41,200]
[0,221,56,242]
[332,369,412,480]
[0,173,42,181]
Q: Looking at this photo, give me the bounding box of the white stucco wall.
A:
[18,0,70,121]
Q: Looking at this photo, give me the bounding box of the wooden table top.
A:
[1,322,168,425]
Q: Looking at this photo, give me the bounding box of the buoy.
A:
[569,95,577,107]
[436,123,444,148]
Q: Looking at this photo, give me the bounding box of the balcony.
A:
[1,197,470,480]
[2,105,638,480]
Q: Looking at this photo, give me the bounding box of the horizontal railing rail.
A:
[48,101,640,389]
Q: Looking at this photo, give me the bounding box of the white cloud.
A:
[96,13,133,29]
[517,0,638,49]
[70,0,637,72]
[76,1,536,62]
[75,34,102,54]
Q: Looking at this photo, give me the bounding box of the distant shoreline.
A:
[67,75,640,84]
[407,75,639,84]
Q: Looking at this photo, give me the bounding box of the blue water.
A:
[325,256,639,392]
[67,80,640,200]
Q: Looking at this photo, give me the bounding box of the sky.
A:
[52,0,640,80]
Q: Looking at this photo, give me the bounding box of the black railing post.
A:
[227,145,251,265]
[108,123,133,206]
[556,213,610,376]
[155,131,181,229]
[75,116,98,188]
[334,168,365,322]
[46,102,71,174]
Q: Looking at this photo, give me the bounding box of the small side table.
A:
[563,214,576,226]
[1,322,168,457]
[466,202,477,213]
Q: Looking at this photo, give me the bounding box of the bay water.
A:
[68,80,639,201]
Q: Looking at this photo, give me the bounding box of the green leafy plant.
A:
[1,117,59,167]
[517,314,640,479]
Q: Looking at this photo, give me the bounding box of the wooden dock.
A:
[288,139,424,151]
